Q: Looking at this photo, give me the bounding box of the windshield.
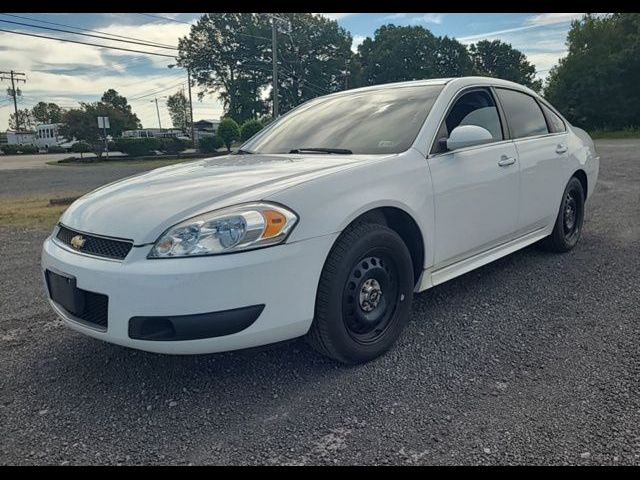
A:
[243,84,444,155]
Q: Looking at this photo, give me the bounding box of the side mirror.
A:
[445,125,493,151]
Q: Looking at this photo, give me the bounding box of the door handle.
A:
[556,144,568,154]
[498,156,516,167]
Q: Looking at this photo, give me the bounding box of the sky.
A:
[0,12,585,131]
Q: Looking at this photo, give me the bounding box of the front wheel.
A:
[307,222,414,364]
[542,176,585,252]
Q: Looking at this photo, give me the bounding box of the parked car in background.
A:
[41,77,599,364]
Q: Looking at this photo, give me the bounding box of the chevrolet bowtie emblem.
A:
[70,235,86,250]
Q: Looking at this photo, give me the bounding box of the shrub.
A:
[240,119,264,142]
[218,117,241,152]
[71,141,92,158]
[198,135,224,153]
[112,137,161,157]
[158,137,188,155]
[19,145,39,154]
[47,145,67,153]
[1,145,19,155]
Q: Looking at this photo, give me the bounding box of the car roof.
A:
[332,76,538,97]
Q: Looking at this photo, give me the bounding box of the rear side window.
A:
[540,102,566,133]
[496,88,549,139]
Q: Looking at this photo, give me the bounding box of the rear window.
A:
[496,88,549,139]
[540,102,566,133]
[243,85,444,155]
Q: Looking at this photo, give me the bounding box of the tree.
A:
[31,102,63,124]
[100,89,141,130]
[240,118,263,141]
[356,25,439,86]
[177,13,272,123]
[217,117,240,152]
[9,109,35,130]
[166,90,190,132]
[268,13,353,113]
[434,36,474,77]
[469,40,542,91]
[59,107,104,157]
[176,13,353,120]
[545,13,640,130]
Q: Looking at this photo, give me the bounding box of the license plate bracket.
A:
[46,270,85,315]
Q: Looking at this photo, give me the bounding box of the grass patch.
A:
[0,196,81,231]
[589,127,640,139]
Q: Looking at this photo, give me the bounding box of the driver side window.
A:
[432,88,504,154]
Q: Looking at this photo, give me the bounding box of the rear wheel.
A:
[307,222,414,364]
[542,176,585,252]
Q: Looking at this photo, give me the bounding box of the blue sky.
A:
[0,13,585,130]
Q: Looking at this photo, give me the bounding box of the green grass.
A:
[0,195,83,230]
[589,127,640,139]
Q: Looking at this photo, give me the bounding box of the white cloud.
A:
[383,13,408,21]
[0,21,227,129]
[351,35,366,53]
[318,13,357,21]
[526,13,584,26]
[410,14,444,25]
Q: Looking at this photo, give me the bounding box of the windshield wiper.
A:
[234,148,255,155]
[289,147,353,155]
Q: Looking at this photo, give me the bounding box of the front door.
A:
[428,87,520,267]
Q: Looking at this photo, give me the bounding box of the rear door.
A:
[428,87,520,268]
[494,88,569,234]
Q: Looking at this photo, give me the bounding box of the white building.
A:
[34,123,66,149]
[6,130,36,146]
[123,128,186,139]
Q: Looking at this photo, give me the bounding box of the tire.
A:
[307,222,414,364]
[542,176,585,252]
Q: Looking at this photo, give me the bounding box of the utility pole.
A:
[151,97,162,129]
[344,59,350,90]
[0,70,26,130]
[271,19,278,119]
[187,68,195,146]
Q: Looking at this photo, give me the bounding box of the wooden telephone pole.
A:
[0,70,26,130]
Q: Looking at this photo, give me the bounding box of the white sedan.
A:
[41,77,599,364]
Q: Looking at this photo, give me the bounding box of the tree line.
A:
[9,13,638,141]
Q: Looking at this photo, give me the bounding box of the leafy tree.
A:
[469,40,542,91]
[100,89,142,130]
[177,13,352,119]
[31,102,63,124]
[59,108,100,145]
[217,117,240,152]
[434,36,474,77]
[8,109,35,130]
[71,141,92,159]
[177,13,272,123]
[356,25,439,86]
[198,135,224,153]
[545,13,640,130]
[268,13,353,113]
[166,90,190,132]
[240,118,263,141]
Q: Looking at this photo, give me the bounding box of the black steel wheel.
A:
[307,222,414,364]
[542,176,585,252]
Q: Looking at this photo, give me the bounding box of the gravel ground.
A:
[0,140,638,465]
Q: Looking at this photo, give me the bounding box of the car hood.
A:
[59,153,380,244]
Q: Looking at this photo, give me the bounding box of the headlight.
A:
[148,202,298,258]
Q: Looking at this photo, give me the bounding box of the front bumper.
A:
[41,229,338,354]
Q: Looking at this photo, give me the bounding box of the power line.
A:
[0,13,178,49]
[0,17,178,50]
[135,13,193,25]
[0,28,177,58]
[128,80,186,101]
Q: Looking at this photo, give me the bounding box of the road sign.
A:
[97,116,110,129]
